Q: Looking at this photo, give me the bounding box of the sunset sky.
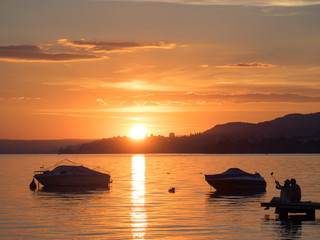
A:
[1,0,320,139]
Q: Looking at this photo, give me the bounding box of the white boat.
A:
[33,159,112,188]
[205,168,266,193]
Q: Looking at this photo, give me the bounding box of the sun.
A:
[129,124,149,139]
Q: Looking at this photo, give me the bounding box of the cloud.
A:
[143,101,161,106]
[58,39,176,53]
[120,101,139,107]
[185,92,320,103]
[216,62,276,69]
[32,92,320,118]
[101,0,320,7]
[119,91,320,104]
[96,98,107,105]
[199,64,209,68]
[0,39,177,62]
[261,7,308,16]
[0,45,101,62]
[0,96,41,101]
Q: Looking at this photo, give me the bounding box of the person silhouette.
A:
[275,179,291,203]
[266,179,291,209]
[290,178,301,203]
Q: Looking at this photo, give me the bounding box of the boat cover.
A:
[47,165,105,175]
[206,168,263,180]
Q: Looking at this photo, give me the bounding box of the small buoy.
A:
[168,187,175,193]
[29,179,37,190]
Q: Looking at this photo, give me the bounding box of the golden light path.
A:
[131,155,147,239]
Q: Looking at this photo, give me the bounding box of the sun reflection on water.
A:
[131,155,147,239]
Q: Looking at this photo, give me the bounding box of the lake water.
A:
[1,154,320,239]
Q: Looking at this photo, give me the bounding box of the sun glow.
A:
[129,124,149,139]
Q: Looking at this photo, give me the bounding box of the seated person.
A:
[290,178,301,203]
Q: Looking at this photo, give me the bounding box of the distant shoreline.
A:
[1,112,320,154]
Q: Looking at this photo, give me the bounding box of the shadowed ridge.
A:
[203,122,255,136]
[202,112,320,138]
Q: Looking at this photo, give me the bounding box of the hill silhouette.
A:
[59,112,320,154]
[203,112,320,139]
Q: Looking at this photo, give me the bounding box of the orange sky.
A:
[1,0,320,139]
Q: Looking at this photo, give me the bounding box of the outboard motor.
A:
[29,179,37,190]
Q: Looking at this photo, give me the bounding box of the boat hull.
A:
[205,168,267,193]
[34,173,111,187]
[205,177,266,192]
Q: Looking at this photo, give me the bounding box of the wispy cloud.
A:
[185,92,320,103]
[0,45,101,62]
[261,7,310,16]
[0,39,177,62]
[96,98,107,105]
[116,91,320,105]
[0,96,41,101]
[32,92,320,121]
[199,64,209,68]
[216,62,276,69]
[101,0,320,7]
[58,39,176,53]
[143,101,161,106]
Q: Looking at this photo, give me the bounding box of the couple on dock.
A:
[275,178,301,203]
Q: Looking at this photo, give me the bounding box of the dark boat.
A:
[205,168,266,193]
[33,159,112,188]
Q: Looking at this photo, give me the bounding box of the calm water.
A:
[1,154,320,239]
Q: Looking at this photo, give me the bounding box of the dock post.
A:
[276,208,288,219]
[306,210,315,220]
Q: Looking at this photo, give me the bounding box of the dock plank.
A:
[261,201,320,219]
[261,201,320,210]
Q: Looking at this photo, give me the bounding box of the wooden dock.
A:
[261,201,320,219]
